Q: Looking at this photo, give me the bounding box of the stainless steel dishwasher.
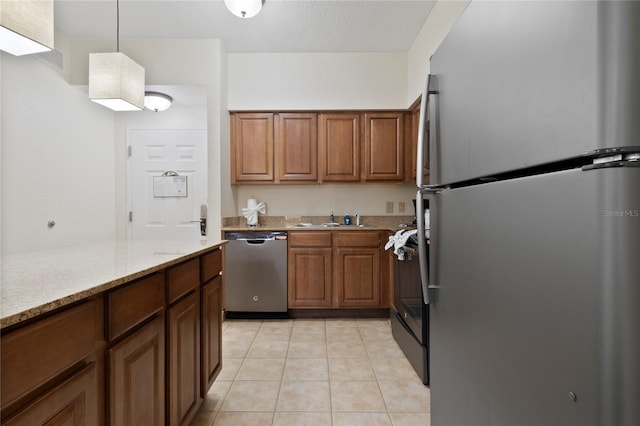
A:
[223,231,288,318]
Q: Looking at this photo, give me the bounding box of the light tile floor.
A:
[190,318,431,426]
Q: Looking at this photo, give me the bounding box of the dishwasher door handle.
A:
[245,239,268,244]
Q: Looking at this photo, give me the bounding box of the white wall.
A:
[70,38,226,239]
[228,52,408,110]
[0,4,468,252]
[227,51,416,217]
[235,184,416,219]
[1,52,116,254]
[407,0,471,104]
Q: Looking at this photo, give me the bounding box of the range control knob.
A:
[253,296,259,302]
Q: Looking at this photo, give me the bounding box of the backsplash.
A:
[222,215,415,229]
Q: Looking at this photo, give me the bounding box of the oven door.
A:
[393,238,429,344]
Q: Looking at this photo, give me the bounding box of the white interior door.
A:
[129,129,207,240]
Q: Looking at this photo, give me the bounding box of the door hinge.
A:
[127,145,132,157]
[128,211,133,222]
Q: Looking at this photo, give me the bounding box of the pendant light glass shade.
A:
[144,91,173,112]
[0,0,53,56]
[224,0,262,18]
[89,52,145,111]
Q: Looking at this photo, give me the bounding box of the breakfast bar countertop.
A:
[0,239,226,329]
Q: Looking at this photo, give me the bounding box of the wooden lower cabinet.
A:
[108,315,165,426]
[201,276,222,395]
[0,299,103,424]
[4,363,99,426]
[334,247,381,307]
[0,246,225,425]
[288,247,333,307]
[167,291,201,426]
[288,231,387,309]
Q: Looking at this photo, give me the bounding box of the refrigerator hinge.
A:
[127,145,132,157]
[419,186,446,194]
[583,152,640,171]
[128,211,133,222]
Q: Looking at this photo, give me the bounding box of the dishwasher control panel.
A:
[224,231,287,241]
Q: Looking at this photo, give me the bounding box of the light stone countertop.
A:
[1,239,226,329]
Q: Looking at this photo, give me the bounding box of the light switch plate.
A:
[398,202,405,213]
[386,201,394,214]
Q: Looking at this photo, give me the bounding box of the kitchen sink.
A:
[293,223,371,228]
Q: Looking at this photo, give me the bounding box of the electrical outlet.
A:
[386,201,394,214]
[398,202,405,213]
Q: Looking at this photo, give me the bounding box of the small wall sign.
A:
[153,175,188,197]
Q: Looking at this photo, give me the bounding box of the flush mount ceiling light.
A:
[224,0,263,18]
[88,0,145,111]
[144,91,173,112]
[0,0,54,56]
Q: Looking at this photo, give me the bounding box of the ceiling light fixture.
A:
[0,0,54,56]
[144,91,173,112]
[88,0,144,111]
[224,0,263,18]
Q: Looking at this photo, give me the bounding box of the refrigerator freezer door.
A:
[430,167,640,426]
[429,1,640,185]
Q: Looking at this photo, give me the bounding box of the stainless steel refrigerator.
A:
[415,2,640,425]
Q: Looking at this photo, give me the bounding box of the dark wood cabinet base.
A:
[288,308,390,319]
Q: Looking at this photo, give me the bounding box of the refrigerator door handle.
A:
[417,189,439,305]
[427,74,439,186]
[416,74,433,188]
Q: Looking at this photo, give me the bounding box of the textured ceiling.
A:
[54,0,437,52]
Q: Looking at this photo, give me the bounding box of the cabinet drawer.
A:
[201,248,222,283]
[1,300,100,410]
[334,231,380,247]
[289,231,332,248]
[167,258,199,304]
[107,272,165,341]
[3,363,98,426]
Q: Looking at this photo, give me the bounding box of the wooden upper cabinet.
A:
[231,112,275,182]
[319,113,361,182]
[406,95,429,183]
[276,113,318,181]
[364,112,404,181]
[231,109,410,184]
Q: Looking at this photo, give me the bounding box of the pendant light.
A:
[144,91,173,112]
[224,0,263,18]
[88,0,144,111]
[0,0,54,56]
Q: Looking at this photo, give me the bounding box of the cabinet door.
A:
[201,276,222,396]
[288,248,333,308]
[364,112,404,181]
[3,363,98,426]
[408,97,429,183]
[1,300,101,413]
[231,113,274,182]
[334,247,382,308]
[410,104,420,181]
[319,113,361,182]
[168,291,201,426]
[277,113,318,181]
[109,315,165,426]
